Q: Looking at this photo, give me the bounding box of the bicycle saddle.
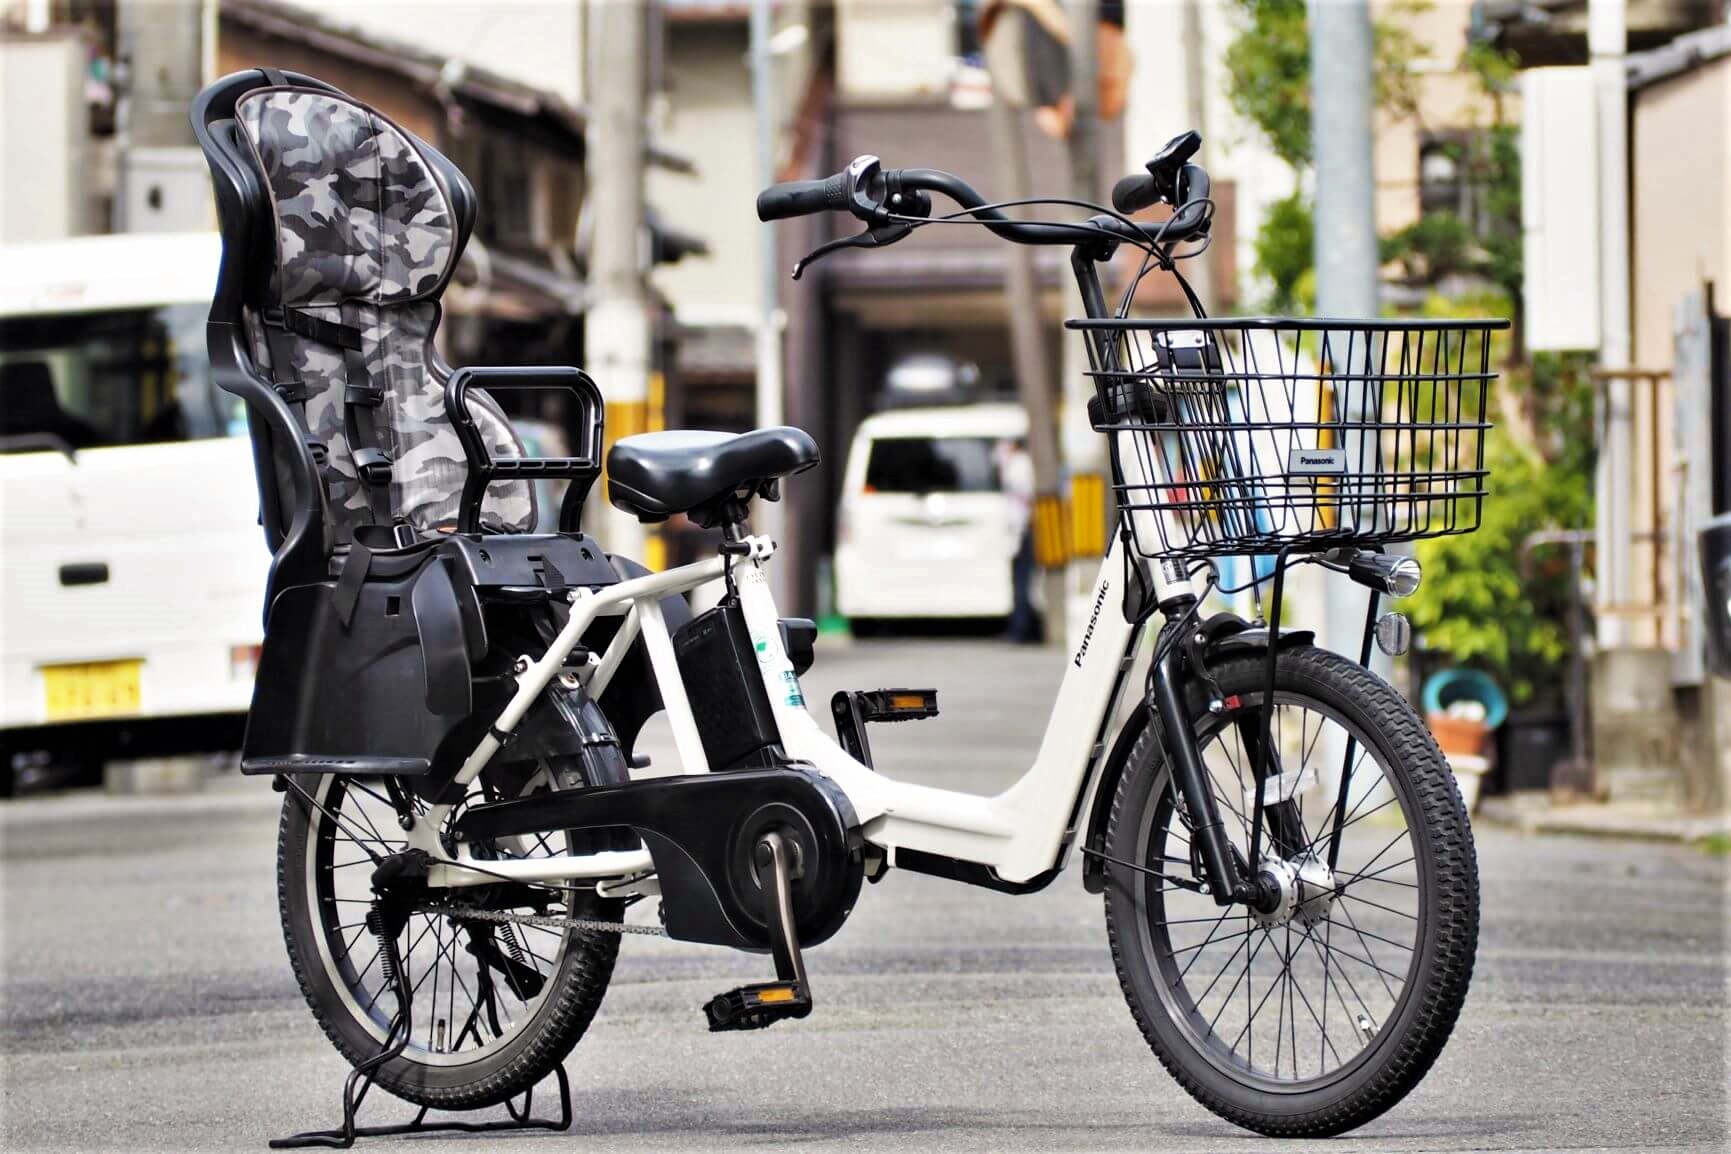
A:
[607,427,819,525]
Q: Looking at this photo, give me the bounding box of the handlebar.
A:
[761,134,1218,245]
[897,167,1132,247]
[756,132,1214,276]
[756,170,851,221]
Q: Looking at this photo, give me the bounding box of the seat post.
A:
[712,494,755,553]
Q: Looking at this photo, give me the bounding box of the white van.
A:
[0,232,265,790]
[834,402,1028,626]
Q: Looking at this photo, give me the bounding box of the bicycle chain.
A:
[415,904,668,937]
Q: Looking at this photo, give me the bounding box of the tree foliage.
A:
[1380,48,1525,346]
[1221,0,1427,171]
[1221,0,1313,170]
[1253,191,1315,313]
[1222,10,1585,701]
[1404,297,1597,703]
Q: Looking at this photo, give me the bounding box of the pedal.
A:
[703,829,816,1033]
[703,980,812,1031]
[830,688,939,767]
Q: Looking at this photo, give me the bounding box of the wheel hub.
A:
[1251,854,1336,929]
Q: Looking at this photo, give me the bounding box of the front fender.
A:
[1077,613,1314,894]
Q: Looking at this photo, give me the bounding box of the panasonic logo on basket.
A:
[1073,579,1110,668]
[1288,448,1348,476]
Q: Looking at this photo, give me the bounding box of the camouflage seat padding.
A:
[236,87,532,537]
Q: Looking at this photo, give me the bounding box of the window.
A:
[865,436,1000,494]
[1418,139,1465,217]
[0,304,240,451]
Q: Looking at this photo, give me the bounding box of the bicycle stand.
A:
[270,897,574,1149]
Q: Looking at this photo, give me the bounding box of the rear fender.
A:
[1078,613,1315,894]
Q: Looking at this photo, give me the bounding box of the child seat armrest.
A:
[445,365,604,534]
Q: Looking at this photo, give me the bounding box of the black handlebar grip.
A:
[756,170,851,221]
[1112,171,1161,216]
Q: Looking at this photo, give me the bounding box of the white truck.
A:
[0,232,265,792]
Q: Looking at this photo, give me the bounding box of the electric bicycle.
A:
[194,70,1497,1140]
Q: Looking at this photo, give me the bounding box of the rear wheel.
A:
[277,736,625,1110]
[1104,647,1478,1137]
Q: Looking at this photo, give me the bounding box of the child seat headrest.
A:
[235,88,461,309]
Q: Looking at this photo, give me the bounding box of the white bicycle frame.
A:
[413,506,1198,894]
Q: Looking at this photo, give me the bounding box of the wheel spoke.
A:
[1298,746,1372,858]
[1331,899,1406,999]
[1206,924,1269,1035]
[1228,934,1289,1056]
[1341,826,1413,885]
[1336,890,1419,921]
[1162,925,1260,961]
[1190,927,1255,1008]
[1298,921,1379,1030]
[1303,923,1408,985]
[1285,946,1343,1067]
[1336,857,1418,889]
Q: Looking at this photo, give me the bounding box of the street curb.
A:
[1476,794,1731,846]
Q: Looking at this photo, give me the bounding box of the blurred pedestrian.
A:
[997,437,1039,643]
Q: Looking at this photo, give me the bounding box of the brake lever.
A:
[791,221,915,280]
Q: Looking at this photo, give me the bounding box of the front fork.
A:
[1146,601,1297,910]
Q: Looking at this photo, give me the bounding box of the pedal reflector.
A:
[703,981,813,1031]
[854,688,938,722]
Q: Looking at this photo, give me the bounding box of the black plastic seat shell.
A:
[607,427,819,522]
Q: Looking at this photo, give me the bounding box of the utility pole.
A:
[586,0,652,563]
[1179,0,1214,307]
[1309,0,1379,660]
[749,0,786,599]
[1589,0,1633,646]
[1066,0,1100,203]
[1584,0,1675,803]
[985,92,1067,646]
[1060,0,1105,648]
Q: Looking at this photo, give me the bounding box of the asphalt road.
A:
[2,639,1726,1152]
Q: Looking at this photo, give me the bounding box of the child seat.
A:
[194,68,543,589]
[193,69,641,790]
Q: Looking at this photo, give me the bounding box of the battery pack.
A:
[672,602,783,769]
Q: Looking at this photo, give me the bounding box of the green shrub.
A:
[1404,303,1595,703]
[1254,191,1316,313]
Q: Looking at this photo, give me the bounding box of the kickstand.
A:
[270,898,574,1149]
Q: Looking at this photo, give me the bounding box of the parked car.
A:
[834,401,1028,630]
[0,232,263,792]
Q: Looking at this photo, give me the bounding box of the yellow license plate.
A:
[42,660,143,722]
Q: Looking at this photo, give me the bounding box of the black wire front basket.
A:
[1069,316,1507,561]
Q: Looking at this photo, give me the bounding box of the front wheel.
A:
[1104,646,1479,1137]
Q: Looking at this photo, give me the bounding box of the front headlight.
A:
[1339,550,1422,598]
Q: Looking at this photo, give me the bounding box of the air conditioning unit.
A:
[116,147,215,234]
[1521,67,1602,353]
